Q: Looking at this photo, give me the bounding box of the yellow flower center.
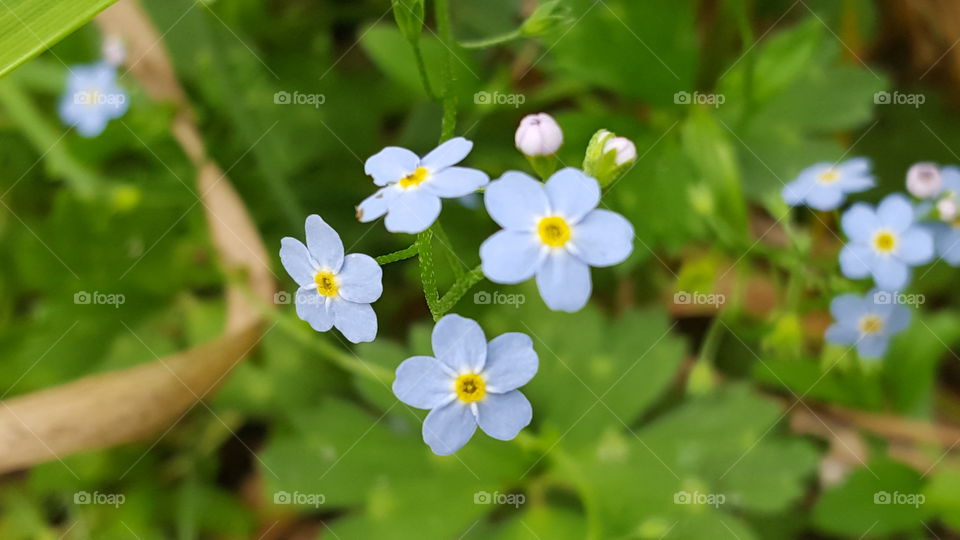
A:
[817,169,840,185]
[538,216,571,247]
[314,271,339,297]
[398,167,429,188]
[454,373,486,403]
[872,230,897,254]
[858,315,883,335]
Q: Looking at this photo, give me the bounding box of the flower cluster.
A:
[279,113,636,453]
[59,37,128,138]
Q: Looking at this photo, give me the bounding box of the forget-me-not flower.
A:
[280,215,382,343]
[357,137,489,234]
[59,62,128,137]
[393,314,537,455]
[824,291,910,358]
[923,166,960,265]
[479,168,634,312]
[782,158,874,211]
[839,194,934,291]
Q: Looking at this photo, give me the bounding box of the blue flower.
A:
[926,167,960,265]
[279,215,382,343]
[782,158,874,211]
[824,291,910,358]
[59,62,128,137]
[357,137,489,234]
[839,194,934,291]
[393,314,537,455]
[479,168,634,312]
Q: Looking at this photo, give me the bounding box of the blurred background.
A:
[2,0,960,537]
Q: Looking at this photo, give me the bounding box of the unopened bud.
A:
[515,113,563,156]
[906,162,942,199]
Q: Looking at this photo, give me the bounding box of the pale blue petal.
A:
[830,293,865,320]
[841,203,879,242]
[839,244,874,279]
[295,288,333,332]
[838,171,875,192]
[805,183,844,211]
[476,391,532,441]
[384,190,442,234]
[280,237,316,286]
[305,215,344,271]
[838,157,871,177]
[536,251,591,312]
[393,356,455,409]
[886,304,911,333]
[420,137,472,170]
[432,314,487,373]
[364,147,420,186]
[422,401,477,455]
[356,186,399,222]
[424,166,489,198]
[940,166,960,194]
[484,171,549,231]
[782,178,811,206]
[544,168,600,223]
[857,334,889,358]
[571,209,634,267]
[483,333,538,392]
[479,230,543,284]
[897,227,934,265]
[936,226,960,265]
[75,114,110,137]
[332,299,377,343]
[873,257,910,291]
[877,194,914,232]
[338,253,383,303]
[824,324,857,345]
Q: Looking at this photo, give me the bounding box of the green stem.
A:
[436,265,484,314]
[435,0,457,142]
[411,40,439,100]
[417,228,441,320]
[375,243,419,265]
[458,28,522,49]
[430,222,464,279]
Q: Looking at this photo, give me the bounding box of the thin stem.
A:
[436,265,484,314]
[458,28,522,49]
[375,243,419,265]
[417,228,441,320]
[434,0,457,142]
[431,222,465,279]
[411,40,439,100]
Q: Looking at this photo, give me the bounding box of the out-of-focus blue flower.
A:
[824,291,910,358]
[839,194,934,291]
[925,167,960,265]
[59,62,128,137]
[782,158,874,211]
[393,314,538,455]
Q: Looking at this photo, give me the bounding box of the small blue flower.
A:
[279,215,383,343]
[926,167,960,265]
[59,62,128,137]
[782,158,874,211]
[824,291,910,358]
[479,168,634,312]
[357,137,489,234]
[839,194,934,291]
[393,314,537,455]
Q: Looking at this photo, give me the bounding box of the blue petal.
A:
[830,293,865,321]
[305,215,344,271]
[824,323,857,345]
[544,168,600,223]
[422,401,477,455]
[536,251,591,312]
[484,171,549,231]
[393,356,456,409]
[838,157,871,177]
[480,230,543,284]
[483,333,538,392]
[897,227,934,266]
[356,186,399,222]
[936,225,960,265]
[941,166,960,194]
[857,334,889,358]
[338,253,383,304]
[782,178,810,206]
[332,299,377,343]
[384,190,442,234]
[421,137,473,170]
[364,147,420,186]
[841,203,880,243]
[425,166,489,198]
[280,237,316,286]
[75,114,110,137]
[839,244,874,279]
[476,391,532,441]
[295,288,333,332]
[885,304,911,334]
[571,209,634,267]
[877,194,914,232]
[432,314,487,373]
[805,183,844,211]
[872,257,910,291]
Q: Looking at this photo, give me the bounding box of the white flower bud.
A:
[938,197,957,222]
[906,162,942,199]
[515,113,563,156]
[102,35,126,67]
[603,136,636,166]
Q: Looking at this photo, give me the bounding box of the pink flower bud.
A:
[906,162,942,199]
[603,136,636,166]
[515,113,563,156]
